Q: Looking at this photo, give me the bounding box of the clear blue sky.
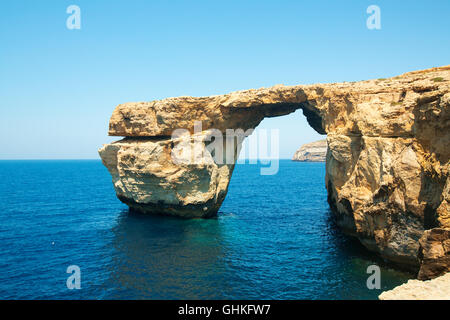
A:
[1,0,449,159]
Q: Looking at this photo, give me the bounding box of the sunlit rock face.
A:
[100,66,450,273]
[99,133,241,218]
[324,67,450,270]
[379,272,450,300]
[417,228,450,280]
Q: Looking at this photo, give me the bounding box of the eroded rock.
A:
[100,66,450,272]
[99,132,240,218]
[418,228,450,280]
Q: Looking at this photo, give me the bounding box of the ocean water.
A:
[0,160,412,300]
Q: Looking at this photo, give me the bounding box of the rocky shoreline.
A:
[100,66,450,280]
[379,272,450,300]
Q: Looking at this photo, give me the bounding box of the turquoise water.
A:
[0,160,412,299]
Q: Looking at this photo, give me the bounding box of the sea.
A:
[0,160,413,299]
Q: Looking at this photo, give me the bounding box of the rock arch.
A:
[99,66,450,271]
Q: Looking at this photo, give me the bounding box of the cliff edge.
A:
[379,272,450,300]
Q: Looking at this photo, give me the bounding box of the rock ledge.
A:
[379,272,450,300]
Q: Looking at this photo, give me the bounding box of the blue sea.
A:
[0,160,412,299]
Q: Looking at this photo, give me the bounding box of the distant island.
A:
[292,139,327,162]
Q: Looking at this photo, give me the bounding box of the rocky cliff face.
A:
[379,272,450,300]
[99,134,237,218]
[418,228,450,279]
[100,66,450,273]
[292,140,327,162]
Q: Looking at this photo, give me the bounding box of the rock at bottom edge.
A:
[379,272,450,300]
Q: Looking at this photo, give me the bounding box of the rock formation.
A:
[100,66,450,274]
[418,228,450,280]
[99,134,238,218]
[379,272,450,300]
[292,139,327,162]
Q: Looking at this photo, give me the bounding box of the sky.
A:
[0,0,449,159]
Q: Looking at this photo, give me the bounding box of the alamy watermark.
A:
[66,265,81,289]
[366,265,381,289]
[65,5,381,31]
[170,121,279,175]
[66,5,81,30]
[366,5,381,30]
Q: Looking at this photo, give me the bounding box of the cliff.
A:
[418,228,450,279]
[100,65,450,274]
[379,272,450,300]
[292,140,327,162]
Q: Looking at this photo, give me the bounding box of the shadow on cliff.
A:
[326,209,417,276]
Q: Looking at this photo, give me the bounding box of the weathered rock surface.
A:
[100,66,450,272]
[379,272,450,300]
[418,228,450,280]
[292,139,327,162]
[99,133,239,218]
